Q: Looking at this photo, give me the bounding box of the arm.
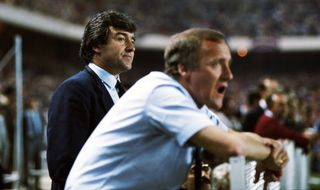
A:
[257,117,310,149]
[277,123,310,148]
[190,126,288,189]
[189,126,271,161]
[189,126,287,171]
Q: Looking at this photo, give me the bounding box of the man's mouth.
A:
[123,52,133,57]
[217,86,226,94]
[123,55,132,59]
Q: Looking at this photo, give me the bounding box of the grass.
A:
[310,172,320,190]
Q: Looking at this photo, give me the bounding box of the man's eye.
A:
[118,37,125,41]
[115,35,126,42]
[209,61,219,67]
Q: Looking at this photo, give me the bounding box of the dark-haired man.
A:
[47,10,136,190]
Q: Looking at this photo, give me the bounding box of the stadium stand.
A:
[3,0,320,36]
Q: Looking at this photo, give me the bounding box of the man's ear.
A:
[177,64,190,77]
[92,45,101,54]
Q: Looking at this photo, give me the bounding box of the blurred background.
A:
[0,0,319,189]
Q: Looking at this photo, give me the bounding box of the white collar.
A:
[88,63,117,89]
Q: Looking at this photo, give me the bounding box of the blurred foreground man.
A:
[65,28,288,190]
[47,10,136,190]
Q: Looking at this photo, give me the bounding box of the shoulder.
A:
[52,70,97,98]
[138,72,188,96]
[57,70,95,90]
[250,106,264,116]
[64,70,94,86]
[123,72,183,101]
[257,114,277,127]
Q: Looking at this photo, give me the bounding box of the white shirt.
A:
[201,105,229,131]
[88,63,119,103]
[65,72,227,190]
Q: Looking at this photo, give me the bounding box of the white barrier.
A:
[229,156,280,190]
[281,141,310,190]
[228,141,310,190]
[280,141,295,189]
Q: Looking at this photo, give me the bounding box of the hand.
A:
[303,128,320,142]
[254,139,288,190]
[254,162,282,190]
[262,139,288,171]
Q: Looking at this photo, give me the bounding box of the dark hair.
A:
[79,10,136,64]
[164,28,225,79]
[247,90,261,106]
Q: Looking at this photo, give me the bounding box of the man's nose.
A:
[222,64,233,81]
[126,39,135,52]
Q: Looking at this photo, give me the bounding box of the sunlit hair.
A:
[164,28,225,79]
[79,10,136,64]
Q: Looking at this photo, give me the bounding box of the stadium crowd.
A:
[2,0,320,36]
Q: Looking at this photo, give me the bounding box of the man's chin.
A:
[120,63,132,72]
[207,102,222,111]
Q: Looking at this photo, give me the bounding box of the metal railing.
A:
[0,35,23,189]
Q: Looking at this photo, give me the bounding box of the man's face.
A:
[271,94,288,119]
[261,78,279,99]
[183,40,233,110]
[94,26,135,75]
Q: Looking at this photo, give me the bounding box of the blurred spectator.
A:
[246,90,261,111]
[0,86,15,175]
[23,98,45,189]
[254,92,315,152]
[0,111,9,189]
[242,77,280,132]
[258,77,280,109]
[242,90,263,132]
[216,96,242,131]
[283,90,308,133]
[0,86,14,189]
